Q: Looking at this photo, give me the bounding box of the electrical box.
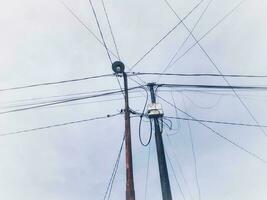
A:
[147,103,164,118]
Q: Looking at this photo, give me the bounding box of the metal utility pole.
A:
[147,83,173,200]
[112,61,135,200]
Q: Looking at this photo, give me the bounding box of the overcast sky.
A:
[0,0,267,199]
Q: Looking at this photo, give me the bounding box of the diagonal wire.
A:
[164,0,247,71]
[181,94,202,200]
[0,113,122,137]
[88,0,113,64]
[101,0,121,60]
[144,143,151,200]
[163,0,266,137]
[104,132,125,200]
[165,149,187,200]
[157,0,214,82]
[59,1,118,59]
[157,95,267,164]
[129,0,204,71]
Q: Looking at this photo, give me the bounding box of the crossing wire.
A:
[129,0,204,71]
[158,0,214,82]
[88,0,113,64]
[59,1,118,59]
[157,95,267,164]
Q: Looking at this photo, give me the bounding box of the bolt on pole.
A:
[148,83,173,200]
[112,61,135,200]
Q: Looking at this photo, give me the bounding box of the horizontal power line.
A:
[158,84,267,90]
[0,113,122,137]
[165,116,267,128]
[130,72,267,78]
[0,86,142,115]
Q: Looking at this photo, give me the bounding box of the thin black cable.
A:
[181,95,202,200]
[165,135,194,200]
[162,0,266,137]
[104,132,125,200]
[129,72,267,78]
[101,0,121,60]
[158,0,213,82]
[0,86,143,115]
[157,95,267,164]
[0,74,114,92]
[88,0,113,64]
[165,149,187,200]
[144,143,151,200]
[59,1,118,59]
[164,116,267,128]
[159,84,267,91]
[166,0,247,70]
[0,113,122,137]
[129,0,204,71]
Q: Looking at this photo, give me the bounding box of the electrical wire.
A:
[104,132,125,200]
[162,0,267,137]
[0,74,114,92]
[158,84,267,91]
[157,95,267,164]
[165,149,187,200]
[88,0,113,64]
[144,143,151,200]
[129,72,267,78]
[129,0,204,71]
[181,95,202,200]
[158,0,213,82]
[101,0,121,60]
[59,1,118,59]
[0,86,143,115]
[0,113,122,137]
[164,116,267,128]
[163,0,247,71]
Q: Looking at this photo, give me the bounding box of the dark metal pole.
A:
[123,72,136,200]
[148,83,173,200]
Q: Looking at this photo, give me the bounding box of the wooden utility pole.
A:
[148,83,173,200]
[112,61,135,200]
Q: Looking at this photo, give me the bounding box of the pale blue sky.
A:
[0,0,266,199]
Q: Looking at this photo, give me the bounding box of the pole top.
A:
[147,82,156,87]
[112,61,125,74]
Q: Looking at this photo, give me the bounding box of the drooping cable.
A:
[144,143,151,200]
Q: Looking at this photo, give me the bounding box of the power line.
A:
[163,0,247,71]
[0,86,143,115]
[165,149,187,200]
[158,84,267,91]
[158,0,213,82]
[181,95,201,200]
[0,113,122,137]
[130,72,267,78]
[162,0,267,137]
[164,116,267,128]
[129,0,204,71]
[59,1,118,59]
[157,95,267,164]
[0,74,114,92]
[104,132,125,200]
[101,0,121,60]
[88,0,113,64]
